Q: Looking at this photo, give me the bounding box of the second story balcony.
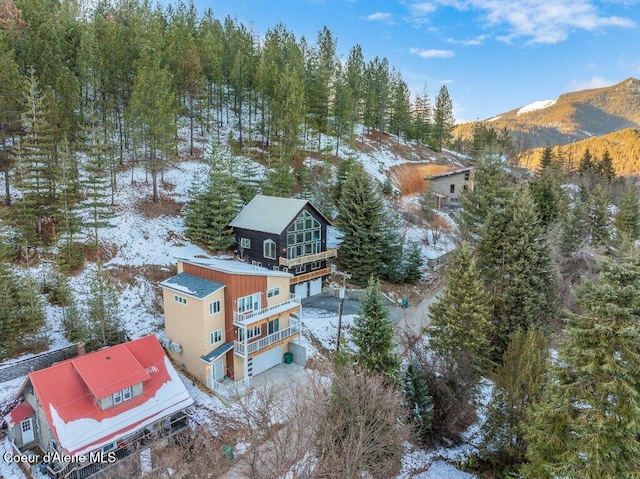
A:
[278,247,338,268]
[233,293,301,327]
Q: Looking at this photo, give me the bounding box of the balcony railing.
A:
[278,247,338,268]
[206,376,249,397]
[233,294,301,326]
[234,324,301,356]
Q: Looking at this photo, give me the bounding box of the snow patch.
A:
[517,99,556,115]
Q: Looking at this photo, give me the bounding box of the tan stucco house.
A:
[160,257,304,396]
[425,166,474,208]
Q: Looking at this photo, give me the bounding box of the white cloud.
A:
[567,76,617,91]
[446,34,488,45]
[410,47,456,58]
[405,0,635,44]
[365,12,394,23]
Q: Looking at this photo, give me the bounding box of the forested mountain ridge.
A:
[453,78,640,150]
[520,128,640,175]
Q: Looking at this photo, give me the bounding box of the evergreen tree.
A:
[57,137,84,273]
[560,200,587,255]
[411,83,432,144]
[428,243,492,374]
[263,156,294,198]
[13,70,58,244]
[404,357,434,444]
[585,184,610,247]
[524,260,640,479]
[403,241,423,284]
[129,39,177,204]
[538,143,555,171]
[85,265,125,350]
[614,184,640,240]
[477,186,555,360]
[184,152,241,251]
[0,33,22,206]
[432,85,454,151]
[378,211,405,283]
[81,105,115,249]
[598,149,616,181]
[351,277,400,382]
[482,328,548,472]
[530,168,565,229]
[337,165,384,285]
[577,148,597,177]
[459,154,512,240]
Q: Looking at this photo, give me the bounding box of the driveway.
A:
[301,293,362,315]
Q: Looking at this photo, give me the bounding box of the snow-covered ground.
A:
[517,99,557,115]
[0,108,469,478]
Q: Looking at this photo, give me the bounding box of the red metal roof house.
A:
[3,335,193,478]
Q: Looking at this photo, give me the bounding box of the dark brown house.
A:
[229,195,336,298]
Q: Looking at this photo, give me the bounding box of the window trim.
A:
[123,387,132,401]
[240,237,251,249]
[210,329,223,345]
[238,293,261,313]
[113,390,123,405]
[174,295,187,305]
[267,286,280,298]
[247,325,261,339]
[263,239,276,260]
[209,300,221,315]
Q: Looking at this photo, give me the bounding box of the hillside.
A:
[454,78,640,149]
[519,128,640,175]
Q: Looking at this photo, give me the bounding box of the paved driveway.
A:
[301,294,361,315]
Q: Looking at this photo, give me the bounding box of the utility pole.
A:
[335,271,351,352]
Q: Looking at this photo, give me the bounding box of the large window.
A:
[263,239,276,260]
[237,293,261,313]
[286,211,322,259]
[238,325,262,341]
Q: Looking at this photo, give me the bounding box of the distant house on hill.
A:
[160,257,305,397]
[424,166,474,208]
[3,335,192,479]
[229,195,336,298]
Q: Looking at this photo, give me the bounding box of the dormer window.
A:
[113,386,132,405]
[99,384,142,410]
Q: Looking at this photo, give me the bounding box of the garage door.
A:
[295,282,309,299]
[250,346,282,377]
[309,278,322,296]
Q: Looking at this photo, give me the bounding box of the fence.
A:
[0,344,79,383]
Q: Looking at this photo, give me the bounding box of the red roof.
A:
[72,345,151,399]
[4,401,34,428]
[22,335,192,456]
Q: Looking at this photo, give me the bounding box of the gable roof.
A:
[159,272,225,299]
[178,257,293,278]
[425,166,474,181]
[4,401,34,428]
[24,335,192,456]
[229,194,332,235]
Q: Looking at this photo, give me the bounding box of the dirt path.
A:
[391,280,445,348]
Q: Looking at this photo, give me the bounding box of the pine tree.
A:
[13,70,58,244]
[477,186,555,360]
[0,34,22,206]
[337,165,384,285]
[459,153,512,241]
[538,143,555,171]
[378,211,405,283]
[482,328,548,472]
[404,357,434,444]
[185,152,241,251]
[57,137,84,273]
[85,265,125,350]
[598,149,616,181]
[586,184,610,247]
[351,277,400,382]
[432,85,454,151]
[429,243,492,374]
[614,184,640,240]
[403,241,424,284]
[263,156,294,198]
[129,40,177,204]
[81,105,115,249]
[524,260,640,479]
[530,168,565,229]
[560,200,587,255]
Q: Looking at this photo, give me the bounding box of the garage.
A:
[249,346,282,377]
[295,282,309,299]
[309,278,322,296]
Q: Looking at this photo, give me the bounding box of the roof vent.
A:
[105,356,111,360]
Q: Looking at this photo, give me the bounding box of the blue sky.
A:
[174,0,640,123]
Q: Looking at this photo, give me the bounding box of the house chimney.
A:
[77,342,86,357]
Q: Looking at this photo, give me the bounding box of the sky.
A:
[165,0,640,123]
